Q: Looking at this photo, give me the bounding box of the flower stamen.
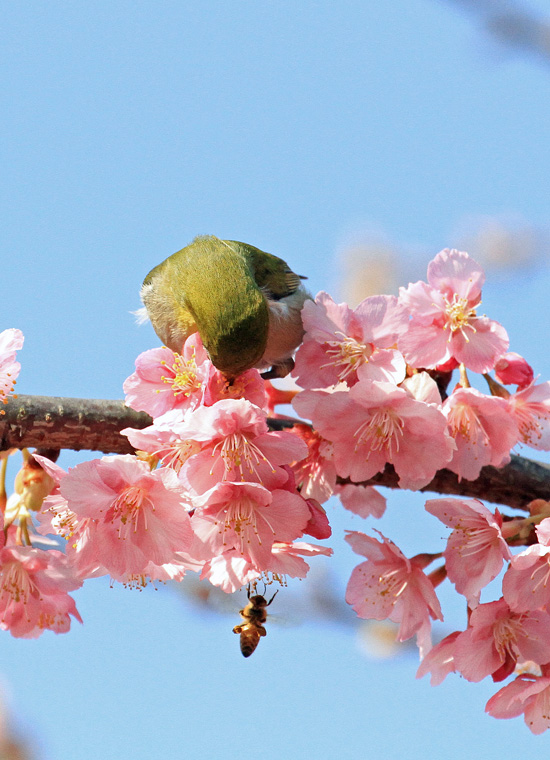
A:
[320,332,374,382]
[442,294,480,343]
[354,409,405,459]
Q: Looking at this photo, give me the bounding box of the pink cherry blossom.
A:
[508,380,550,450]
[416,631,460,686]
[398,248,509,373]
[298,380,455,490]
[270,464,331,539]
[124,398,305,492]
[190,481,310,570]
[59,455,194,577]
[486,664,550,734]
[0,328,24,357]
[287,425,336,504]
[172,399,308,494]
[335,483,387,519]
[200,540,333,593]
[453,599,550,683]
[200,551,260,593]
[31,454,67,488]
[201,366,266,409]
[502,520,550,612]
[292,386,333,421]
[266,541,333,578]
[302,498,331,539]
[345,530,443,646]
[122,410,204,474]
[267,463,332,540]
[442,388,519,481]
[425,498,511,604]
[32,457,106,579]
[123,333,211,417]
[292,291,407,388]
[33,458,108,579]
[536,519,550,545]
[495,352,534,389]
[0,328,24,407]
[400,371,443,405]
[37,488,83,543]
[0,545,82,638]
[124,332,268,419]
[110,551,204,588]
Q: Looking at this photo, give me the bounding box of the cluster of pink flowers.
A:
[291,248,549,498]
[3,247,550,735]
[288,248,550,734]
[32,334,331,605]
[415,501,550,735]
[0,332,82,638]
[0,325,334,637]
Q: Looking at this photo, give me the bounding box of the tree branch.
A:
[0,395,150,455]
[1,394,549,511]
[351,456,550,511]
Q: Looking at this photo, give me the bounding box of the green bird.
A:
[140,235,310,378]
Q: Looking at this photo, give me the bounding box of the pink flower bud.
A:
[495,352,534,389]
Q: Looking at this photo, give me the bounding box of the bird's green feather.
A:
[143,235,270,376]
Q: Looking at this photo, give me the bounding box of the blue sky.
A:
[3,1,550,758]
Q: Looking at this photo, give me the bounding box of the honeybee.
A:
[233,586,278,657]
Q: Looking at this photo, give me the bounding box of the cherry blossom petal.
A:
[416,631,459,686]
[425,498,511,603]
[336,484,387,519]
[486,673,550,734]
[427,248,485,300]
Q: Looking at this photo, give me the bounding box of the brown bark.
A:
[0,395,150,455]
[1,394,549,511]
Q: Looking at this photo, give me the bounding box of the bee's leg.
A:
[233,624,244,634]
[257,625,267,637]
